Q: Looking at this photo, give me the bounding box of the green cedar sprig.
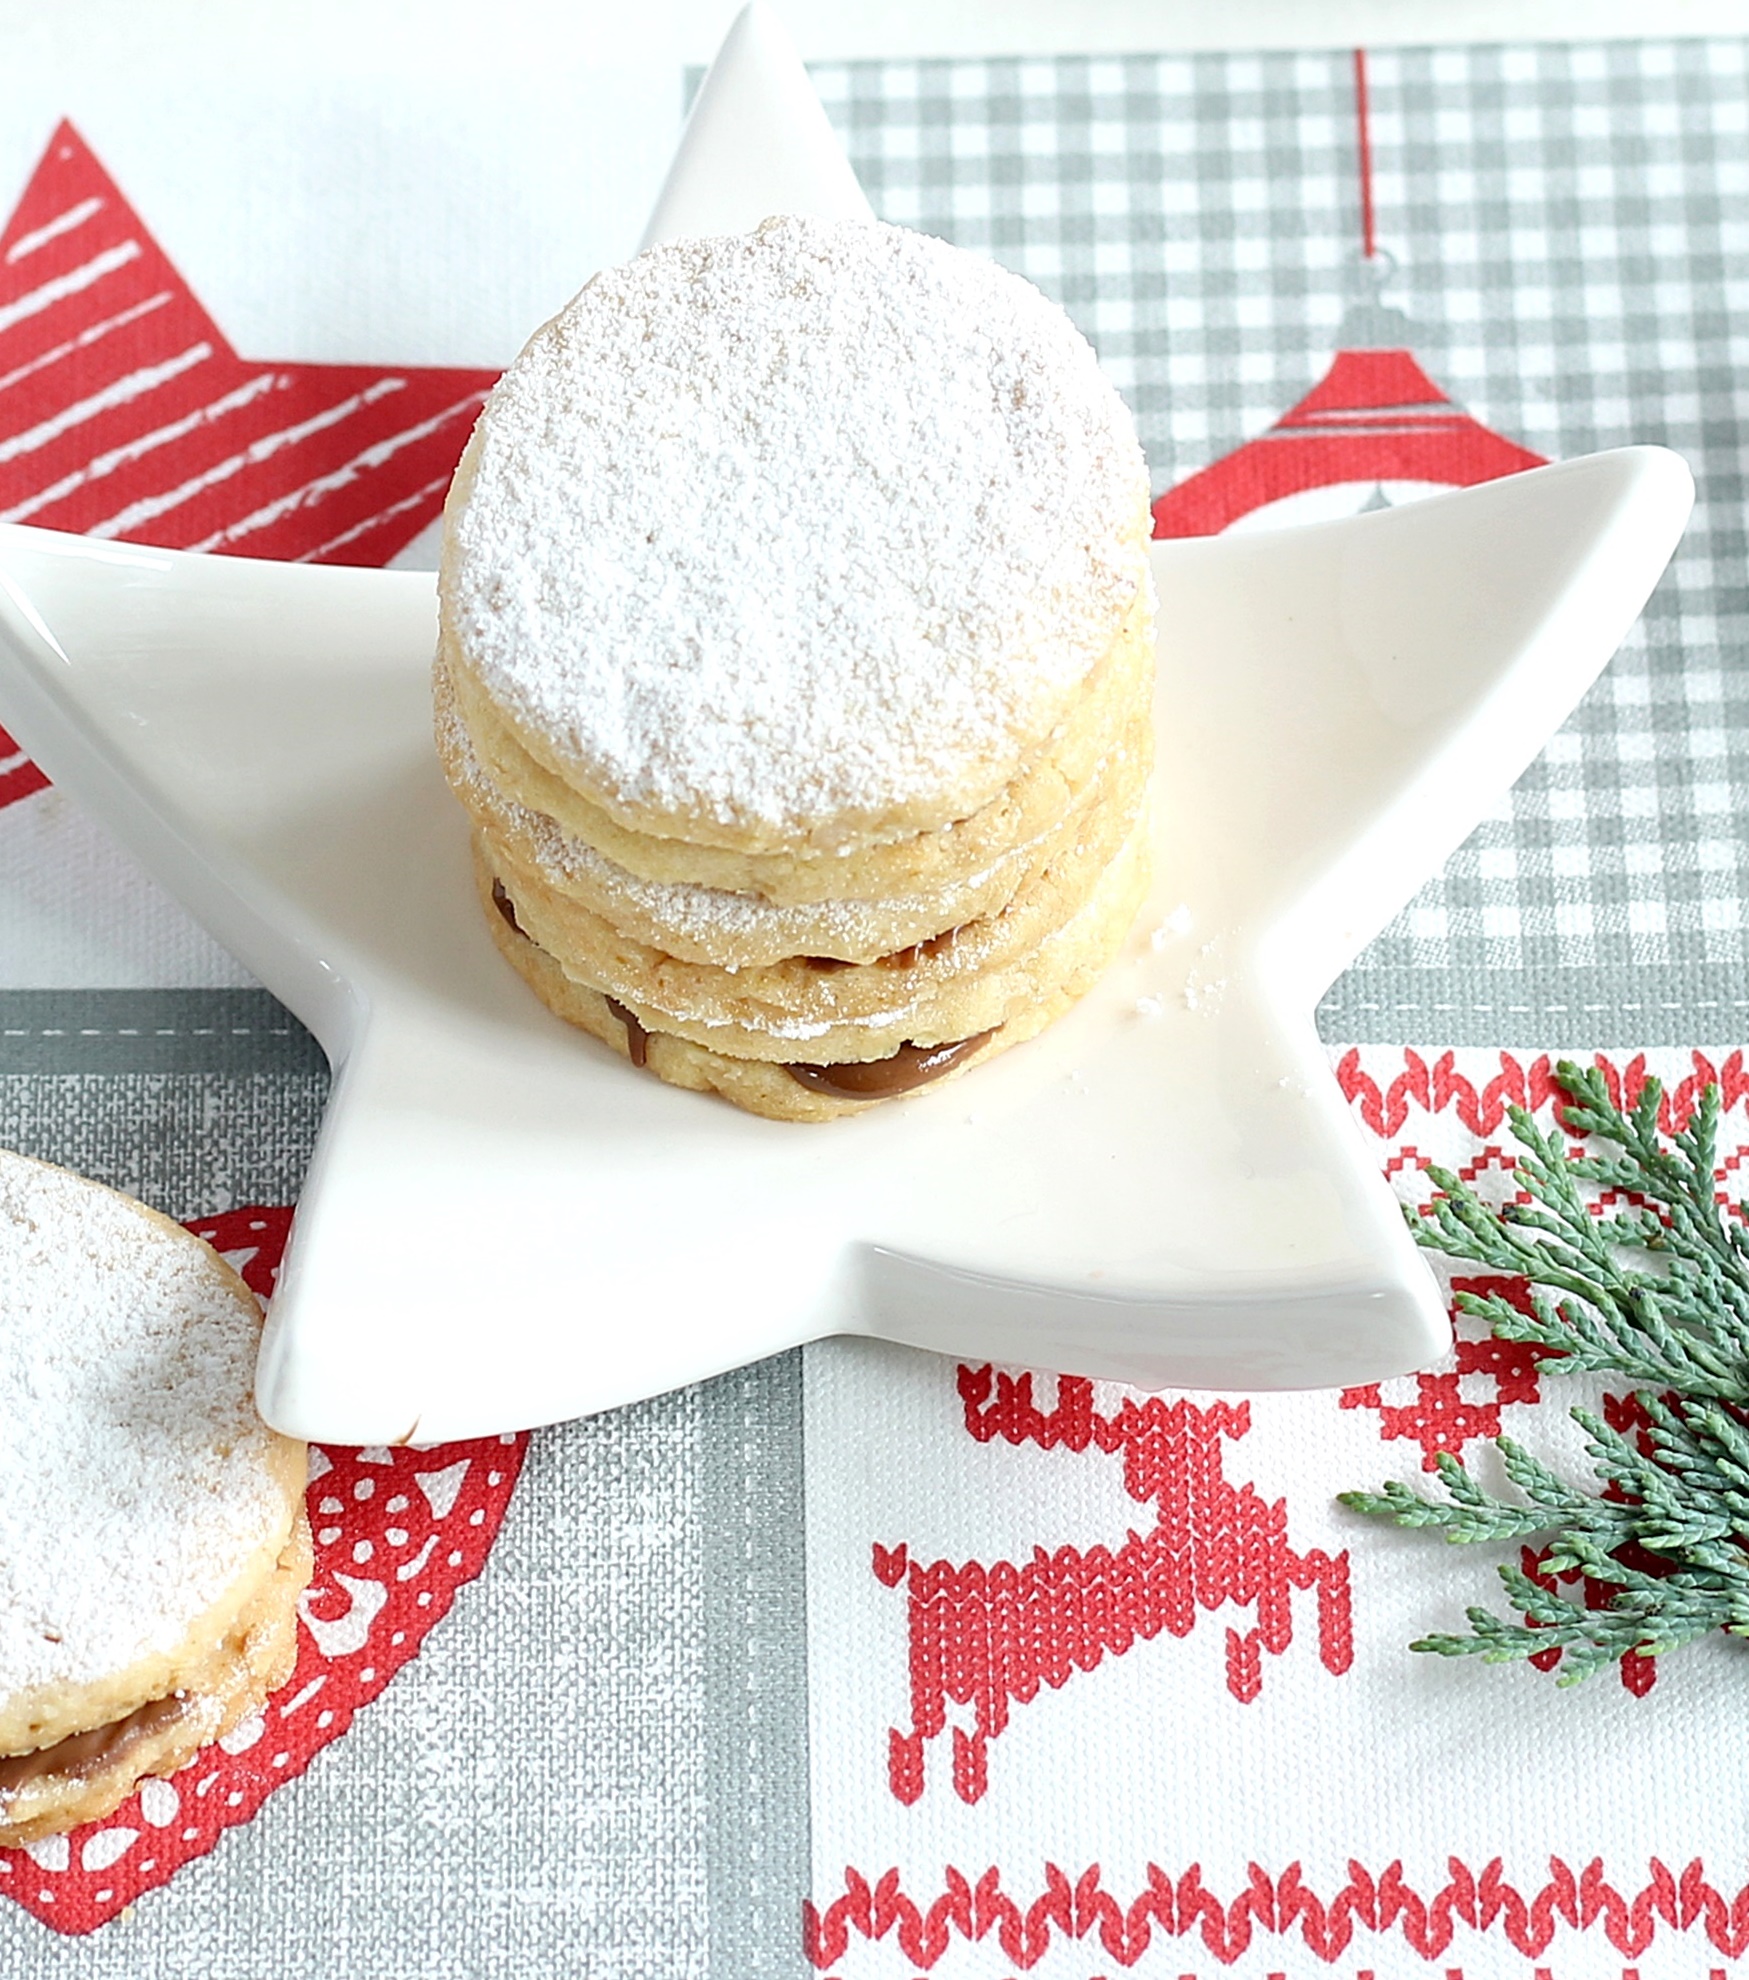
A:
[1338,1060,1749,1681]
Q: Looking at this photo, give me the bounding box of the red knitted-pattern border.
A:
[1334,1047,1749,1144]
[804,1858,1749,1971]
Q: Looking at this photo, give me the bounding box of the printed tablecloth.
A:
[0,12,1744,1977]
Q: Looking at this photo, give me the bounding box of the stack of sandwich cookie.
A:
[0,1151,309,1845]
[438,216,1155,1122]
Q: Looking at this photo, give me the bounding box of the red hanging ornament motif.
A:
[1153,51,1544,541]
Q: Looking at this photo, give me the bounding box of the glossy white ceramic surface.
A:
[0,8,1695,1439]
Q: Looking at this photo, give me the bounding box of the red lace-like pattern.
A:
[0,1208,528,1935]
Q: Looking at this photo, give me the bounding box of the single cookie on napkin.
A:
[0,1150,309,1846]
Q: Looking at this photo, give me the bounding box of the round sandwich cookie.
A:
[474,720,1150,1062]
[0,1150,310,1846]
[438,658,1152,972]
[436,569,1156,907]
[476,802,1152,1124]
[438,213,1156,1118]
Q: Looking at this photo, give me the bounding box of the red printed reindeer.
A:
[875,1366,1353,1805]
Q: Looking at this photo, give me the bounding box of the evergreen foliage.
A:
[1340,1061,1749,1680]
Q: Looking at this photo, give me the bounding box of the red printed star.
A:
[0,120,498,561]
[0,121,500,796]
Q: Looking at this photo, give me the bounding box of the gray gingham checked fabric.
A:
[813,40,1749,1046]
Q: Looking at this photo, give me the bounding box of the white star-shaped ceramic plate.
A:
[0,6,1694,1441]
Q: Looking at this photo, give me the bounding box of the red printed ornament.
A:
[0,1207,529,1936]
[1151,52,1543,542]
[1338,1274,1554,1471]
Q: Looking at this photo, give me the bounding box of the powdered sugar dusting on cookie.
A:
[0,1153,290,1705]
[441,216,1148,844]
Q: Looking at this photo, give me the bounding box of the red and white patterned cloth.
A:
[804,1048,1749,1980]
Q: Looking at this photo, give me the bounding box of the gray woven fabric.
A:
[0,1057,808,1979]
[0,991,324,1076]
[813,39,1749,1036]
